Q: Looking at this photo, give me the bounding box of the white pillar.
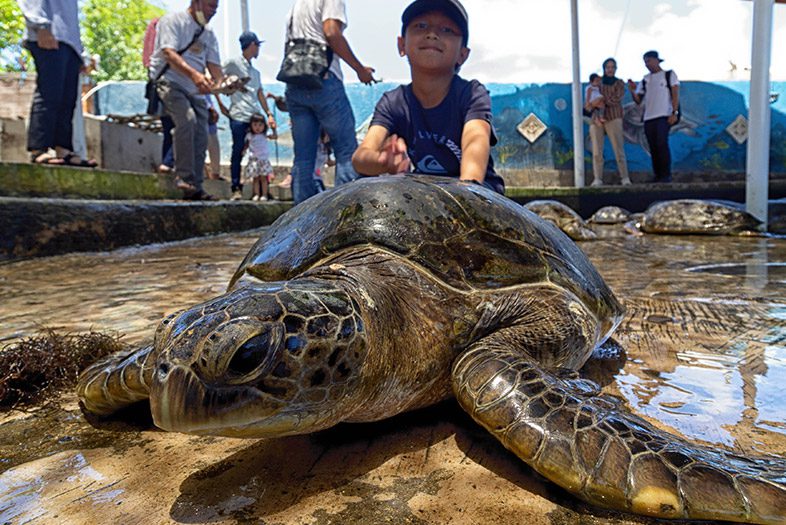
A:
[240,0,249,32]
[746,0,774,229]
[570,0,584,187]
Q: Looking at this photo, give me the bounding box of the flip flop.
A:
[175,177,197,192]
[183,189,217,201]
[31,151,64,165]
[61,153,98,168]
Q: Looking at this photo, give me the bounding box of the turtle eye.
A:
[226,327,281,379]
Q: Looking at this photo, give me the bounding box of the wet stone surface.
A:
[0,228,784,524]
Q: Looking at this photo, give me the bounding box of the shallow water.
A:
[0,230,784,524]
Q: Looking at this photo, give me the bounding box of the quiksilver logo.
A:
[416,155,447,174]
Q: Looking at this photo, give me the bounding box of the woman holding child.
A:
[585,57,631,186]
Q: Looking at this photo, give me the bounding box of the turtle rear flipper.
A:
[77,345,154,416]
[453,344,786,524]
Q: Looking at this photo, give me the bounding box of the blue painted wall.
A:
[487,81,786,174]
[95,80,786,173]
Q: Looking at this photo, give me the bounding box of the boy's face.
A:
[398,11,469,73]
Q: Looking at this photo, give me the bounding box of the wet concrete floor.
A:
[0,229,784,524]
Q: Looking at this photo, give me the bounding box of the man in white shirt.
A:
[149,0,223,200]
[283,0,376,204]
[628,50,680,183]
[218,31,277,200]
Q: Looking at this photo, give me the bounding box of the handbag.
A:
[144,78,161,115]
[276,13,333,89]
[145,25,205,115]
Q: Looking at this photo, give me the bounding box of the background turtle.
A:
[523,199,597,240]
[640,199,762,235]
[77,176,784,523]
[589,205,631,225]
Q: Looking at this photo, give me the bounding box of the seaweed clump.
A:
[0,329,126,410]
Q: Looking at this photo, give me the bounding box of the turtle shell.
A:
[589,206,631,225]
[231,175,615,309]
[641,199,761,234]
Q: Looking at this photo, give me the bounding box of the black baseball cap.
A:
[401,0,469,46]
[643,50,664,62]
[239,31,263,50]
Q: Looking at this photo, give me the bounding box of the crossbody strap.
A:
[153,24,206,82]
[287,0,329,44]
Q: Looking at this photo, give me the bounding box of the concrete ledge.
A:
[506,179,786,217]
[0,161,181,200]
[0,197,292,261]
[0,161,296,201]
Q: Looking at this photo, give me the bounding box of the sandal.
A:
[60,152,98,168]
[31,151,64,165]
[183,189,218,201]
[175,177,197,192]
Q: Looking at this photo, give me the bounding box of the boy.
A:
[586,73,605,125]
[352,0,504,195]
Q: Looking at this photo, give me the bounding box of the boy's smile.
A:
[399,11,469,73]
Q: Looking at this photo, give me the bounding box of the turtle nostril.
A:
[157,363,170,381]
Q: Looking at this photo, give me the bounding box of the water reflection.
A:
[0,231,784,457]
[582,235,786,455]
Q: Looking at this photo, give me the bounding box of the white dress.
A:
[242,132,274,183]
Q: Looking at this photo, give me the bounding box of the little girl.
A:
[242,113,277,201]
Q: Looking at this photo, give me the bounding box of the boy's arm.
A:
[352,125,409,175]
[460,119,491,184]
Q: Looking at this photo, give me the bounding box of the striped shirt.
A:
[600,78,625,121]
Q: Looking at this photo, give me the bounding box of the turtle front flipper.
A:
[453,345,786,524]
[77,345,154,416]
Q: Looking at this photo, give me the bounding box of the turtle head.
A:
[149,282,367,437]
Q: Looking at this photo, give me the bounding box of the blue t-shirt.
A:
[370,75,505,195]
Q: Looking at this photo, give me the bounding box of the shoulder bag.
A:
[145,25,205,115]
[276,8,334,90]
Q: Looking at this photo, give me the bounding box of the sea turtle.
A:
[589,205,631,225]
[77,176,784,523]
[523,199,597,241]
[639,199,762,235]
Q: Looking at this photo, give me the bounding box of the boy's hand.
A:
[379,134,410,174]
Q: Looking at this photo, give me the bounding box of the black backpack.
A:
[641,70,680,124]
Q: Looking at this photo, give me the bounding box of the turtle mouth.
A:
[149,364,307,437]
